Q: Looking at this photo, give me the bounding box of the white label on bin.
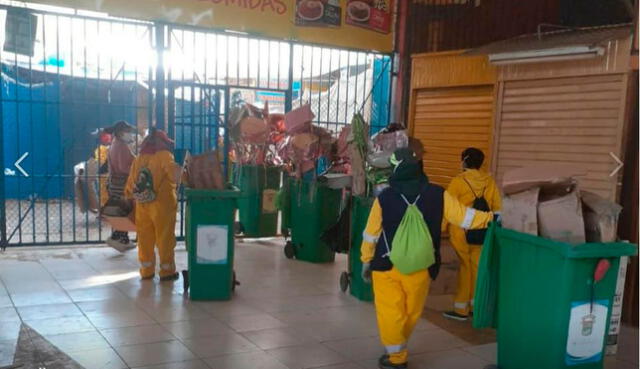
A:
[606,256,628,356]
[196,225,228,264]
[566,300,609,366]
[262,189,277,213]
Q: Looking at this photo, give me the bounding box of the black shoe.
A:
[140,274,155,281]
[378,354,407,369]
[160,272,179,282]
[442,311,469,321]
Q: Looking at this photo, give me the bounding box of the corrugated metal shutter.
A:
[495,74,626,200]
[412,85,494,187]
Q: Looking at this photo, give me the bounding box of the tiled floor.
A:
[0,240,637,369]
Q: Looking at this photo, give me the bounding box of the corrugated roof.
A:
[467,24,632,55]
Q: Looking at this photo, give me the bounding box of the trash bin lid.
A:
[496,226,638,259]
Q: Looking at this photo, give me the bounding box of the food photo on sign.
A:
[295,0,342,27]
[346,0,393,33]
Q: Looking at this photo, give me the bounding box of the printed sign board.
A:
[27,0,394,52]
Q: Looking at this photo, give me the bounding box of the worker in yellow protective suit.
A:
[443,148,501,321]
[360,148,495,369]
[125,129,178,281]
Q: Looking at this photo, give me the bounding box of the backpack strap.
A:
[462,178,485,200]
[382,230,391,258]
[400,194,421,206]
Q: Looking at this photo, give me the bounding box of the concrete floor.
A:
[0,240,637,369]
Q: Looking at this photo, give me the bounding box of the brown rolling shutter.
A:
[412,85,494,187]
[495,75,627,200]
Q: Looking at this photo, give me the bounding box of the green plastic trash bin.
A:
[474,224,637,369]
[284,179,341,263]
[185,187,241,301]
[339,196,374,301]
[277,175,292,237]
[234,165,281,238]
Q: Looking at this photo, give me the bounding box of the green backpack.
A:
[383,194,436,275]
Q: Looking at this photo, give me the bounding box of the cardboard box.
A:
[502,165,587,195]
[101,198,135,232]
[581,191,622,243]
[284,104,314,133]
[537,184,586,244]
[502,187,540,235]
[184,150,224,190]
[103,213,136,232]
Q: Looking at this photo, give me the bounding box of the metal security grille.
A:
[0,2,393,247]
[292,44,392,135]
[0,3,154,247]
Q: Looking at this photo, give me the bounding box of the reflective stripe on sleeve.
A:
[461,208,476,229]
[362,231,379,244]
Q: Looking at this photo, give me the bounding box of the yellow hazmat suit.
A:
[126,150,178,279]
[446,169,501,316]
[361,191,494,364]
[94,145,110,207]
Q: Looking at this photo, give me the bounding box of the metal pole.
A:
[285,41,294,112]
[155,23,166,129]
[0,70,6,251]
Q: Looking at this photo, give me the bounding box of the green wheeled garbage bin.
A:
[234,165,281,238]
[474,224,637,369]
[278,174,292,237]
[339,196,374,302]
[185,187,241,301]
[283,179,342,263]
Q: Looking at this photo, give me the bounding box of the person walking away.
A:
[125,129,179,281]
[443,148,501,321]
[93,129,112,207]
[104,121,137,251]
[360,148,496,369]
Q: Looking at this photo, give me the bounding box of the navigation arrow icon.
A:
[609,152,623,177]
[14,152,29,177]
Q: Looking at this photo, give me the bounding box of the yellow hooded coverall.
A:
[446,169,501,316]
[361,191,494,364]
[94,145,110,207]
[125,150,178,278]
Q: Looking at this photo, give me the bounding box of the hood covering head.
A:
[104,121,136,137]
[388,147,429,199]
[91,128,112,145]
[140,129,175,155]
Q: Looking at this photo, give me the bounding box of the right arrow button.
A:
[609,152,623,177]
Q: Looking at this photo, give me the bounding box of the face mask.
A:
[461,155,470,171]
[121,132,134,143]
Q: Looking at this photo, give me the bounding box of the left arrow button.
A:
[14,152,29,177]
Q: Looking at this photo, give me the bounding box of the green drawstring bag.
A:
[383,194,435,275]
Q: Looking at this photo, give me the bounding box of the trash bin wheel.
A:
[284,241,295,259]
[339,271,350,293]
[234,222,244,235]
[232,271,240,292]
[181,270,189,293]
